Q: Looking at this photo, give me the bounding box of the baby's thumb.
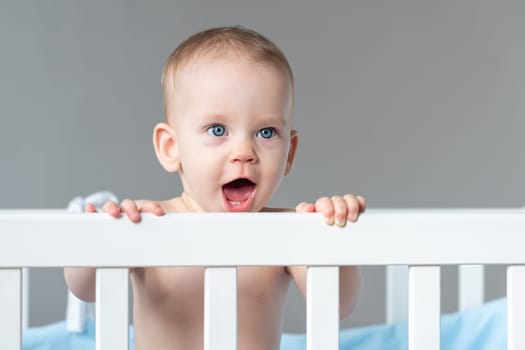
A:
[140,201,165,216]
[296,202,316,213]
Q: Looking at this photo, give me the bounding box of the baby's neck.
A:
[160,193,204,213]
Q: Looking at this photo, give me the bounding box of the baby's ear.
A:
[153,122,180,173]
[284,130,299,176]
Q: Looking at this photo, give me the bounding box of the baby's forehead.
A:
[163,51,294,125]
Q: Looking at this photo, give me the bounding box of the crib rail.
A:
[1,209,525,350]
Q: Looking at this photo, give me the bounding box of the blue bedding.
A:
[23,298,506,350]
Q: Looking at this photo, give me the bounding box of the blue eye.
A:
[207,124,226,137]
[257,127,276,139]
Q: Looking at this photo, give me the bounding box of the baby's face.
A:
[166,54,296,212]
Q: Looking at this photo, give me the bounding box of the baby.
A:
[65,26,366,350]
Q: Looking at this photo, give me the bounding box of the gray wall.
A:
[1,0,524,332]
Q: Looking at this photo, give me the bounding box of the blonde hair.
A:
[161,26,294,119]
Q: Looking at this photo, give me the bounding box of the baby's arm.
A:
[63,199,165,301]
[64,267,97,302]
[287,194,366,319]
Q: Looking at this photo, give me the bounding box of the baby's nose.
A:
[230,139,257,163]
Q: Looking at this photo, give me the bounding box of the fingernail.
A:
[336,218,345,227]
[324,216,334,225]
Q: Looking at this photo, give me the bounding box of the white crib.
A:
[1,210,525,350]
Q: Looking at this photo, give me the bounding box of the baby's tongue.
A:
[223,179,255,202]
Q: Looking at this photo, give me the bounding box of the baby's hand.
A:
[296,194,366,227]
[85,199,165,222]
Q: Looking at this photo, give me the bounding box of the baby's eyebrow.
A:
[197,113,288,127]
[196,113,228,123]
[258,115,287,127]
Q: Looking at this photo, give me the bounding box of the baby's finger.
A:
[343,194,361,222]
[295,202,315,213]
[102,201,121,218]
[315,197,335,225]
[85,203,98,213]
[331,196,348,227]
[138,201,165,216]
[357,195,367,213]
[120,199,141,222]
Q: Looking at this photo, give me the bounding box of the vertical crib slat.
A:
[507,265,525,350]
[307,266,339,350]
[409,266,440,350]
[22,268,29,329]
[204,267,237,350]
[459,265,484,310]
[0,269,22,350]
[96,268,129,350]
[386,265,408,323]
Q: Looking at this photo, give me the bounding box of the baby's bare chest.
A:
[131,266,290,307]
[131,266,291,350]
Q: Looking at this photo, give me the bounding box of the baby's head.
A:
[154,26,299,212]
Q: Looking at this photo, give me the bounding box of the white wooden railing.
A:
[1,210,525,350]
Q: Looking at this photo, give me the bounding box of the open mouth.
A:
[222,178,256,212]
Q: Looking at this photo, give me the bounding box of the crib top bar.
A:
[0,209,524,267]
